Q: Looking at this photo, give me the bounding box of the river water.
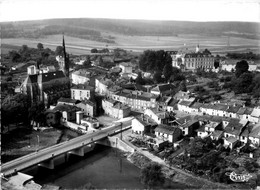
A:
[25,145,189,189]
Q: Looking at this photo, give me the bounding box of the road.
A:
[1,123,129,176]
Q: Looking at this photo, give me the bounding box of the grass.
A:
[1,127,62,163]
[2,33,259,55]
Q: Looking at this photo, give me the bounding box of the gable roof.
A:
[53,104,81,112]
[249,123,260,138]
[155,124,181,135]
[151,83,175,93]
[58,98,80,104]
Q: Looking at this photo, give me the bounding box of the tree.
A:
[235,60,249,78]
[203,49,211,55]
[136,72,145,85]
[83,56,91,68]
[139,50,172,72]
[140,162,165,188]
[37,43,44,50]
[9,50,21,62]
[234,72,253,94]
[91,48,98,53]
[163,63,173,81]
[179,81,187,92]
[55,46,64,56]
[153,71,163,84]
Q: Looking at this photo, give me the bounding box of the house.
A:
[226,105,241,118]
[112,89,158,111]
[197,126,208,139]
[223,119,248,140]
[71,84,95,100]
[210,130,224,141]
[248,123,260,146]
[224,136,239,149]
[189,102,202,114]
[174,90,191,100]
[237,107,253,121]
[154,124,182,143]
[173,115,199,136]
[131,114,157,135]
[166,98,179,112]
[71,69,91,85]
[171,47,215,72]
[76,99,97,117]
[204,121,222,134]
[144,108,173,125]
[150,83,176,96]
[95,77,114,95]
[51,104,81,123]
[156,96,172,111]
[177,99,195,113]
[119,62,132,74]
[249,108,260,124]
[102,99,131,119]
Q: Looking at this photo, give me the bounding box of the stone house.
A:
[248,123,260,146]
[131,115,157,135]
[150,83,176,96]
[102,99,131,119]
[71,84,94,100]
[76,99,97,117]
[154,124,182,143]
[119,62,133,74]
[144,108,173,125]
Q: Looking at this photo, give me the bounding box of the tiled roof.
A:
[38,71,66,83]
[113,102,130,110]
[178,100,193,107]
[71,84,94,91]
[227,105,242,113]
[211,130,223,138]
[251,108,260,117]
[225,136,238,143]
[119,62,132,67]
[175,115,193,125]
[53,104,81,112]
[151,83,175,93]
[249,123,260,138]
[196,126,205,132]
[135,115,157,126]
[58,98,80,104]
[78,99,96,106]
[224,120,244,136]
[190,102,202,109]
[155,124,181,135]
[181,120,198,128]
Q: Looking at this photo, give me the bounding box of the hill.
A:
[1,18,260,40]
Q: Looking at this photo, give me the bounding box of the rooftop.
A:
[155,124,181,135]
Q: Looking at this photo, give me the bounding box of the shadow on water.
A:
[23,145,191,189]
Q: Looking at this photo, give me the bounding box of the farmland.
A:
[2,33,259,55]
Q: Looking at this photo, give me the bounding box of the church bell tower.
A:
[62,34,70,77]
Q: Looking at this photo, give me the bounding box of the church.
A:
[21,35,71,107]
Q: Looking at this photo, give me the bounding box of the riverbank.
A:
[127,148,234,189]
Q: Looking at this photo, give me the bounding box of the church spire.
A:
[61,34,69,77]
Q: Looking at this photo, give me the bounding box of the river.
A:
[24,145,189,189]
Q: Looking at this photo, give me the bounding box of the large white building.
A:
[171,46,215,71]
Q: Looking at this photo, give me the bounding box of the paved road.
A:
[1,123,129,176]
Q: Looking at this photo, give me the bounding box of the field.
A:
[2,33,259,55]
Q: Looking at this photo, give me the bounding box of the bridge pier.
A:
[38,159,54,169]
[68,147,85,157]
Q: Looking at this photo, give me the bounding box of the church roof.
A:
[38,71,66,83]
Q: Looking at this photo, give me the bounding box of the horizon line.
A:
[1,17,259,23]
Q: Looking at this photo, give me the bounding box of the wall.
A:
[97,137,135,153]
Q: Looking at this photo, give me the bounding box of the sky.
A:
[0,0,259,22]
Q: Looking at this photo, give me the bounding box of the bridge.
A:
[1,123,130,177]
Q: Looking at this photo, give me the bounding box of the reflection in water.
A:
[24,145,189,189]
